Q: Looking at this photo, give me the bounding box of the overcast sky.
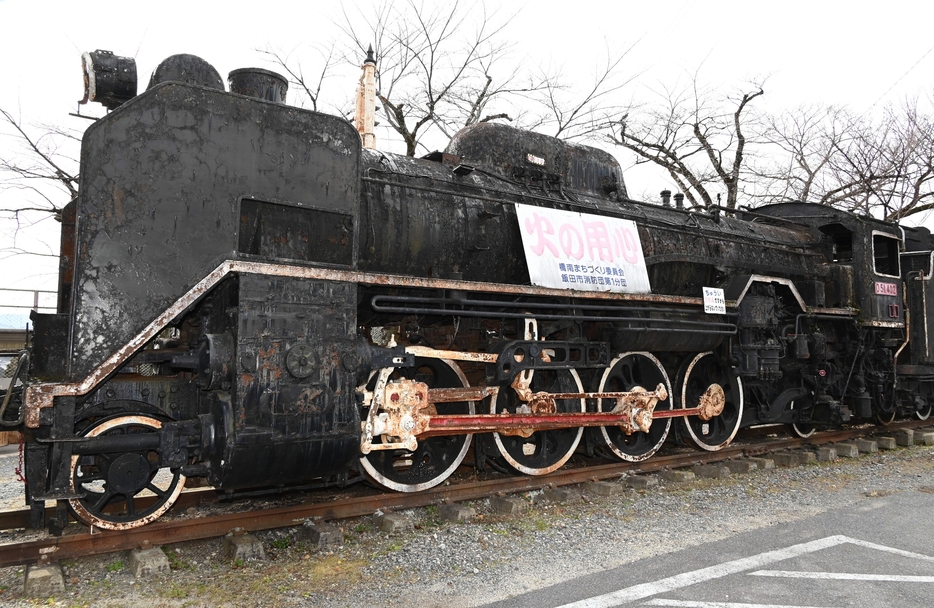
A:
[2,0,933,310]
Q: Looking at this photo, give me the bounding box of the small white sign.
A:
[514,204,651,294]
[703,287,726,314]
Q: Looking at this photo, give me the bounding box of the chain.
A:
[15,432,26,483]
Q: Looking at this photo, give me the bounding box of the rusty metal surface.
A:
[419,405,711,437]
[405,345,498,363]
[420,382,669,437]
[361,378,668,444]
[0,418,926,569]
[370,378,431,451]
[0,487,218,532]
[362,122,826,300]
[216,274,361,491]
[428,386,500,403]
[695,384,726,421]
[421,413,638,436]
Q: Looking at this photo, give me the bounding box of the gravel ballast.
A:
[1,442,933,607]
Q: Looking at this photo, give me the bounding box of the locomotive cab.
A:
[751,202,909,423]
[752,202,903,325]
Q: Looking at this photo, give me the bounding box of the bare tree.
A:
[0,109,79,212]
[0,109,82,264]
[755,100,934,221]
[332,0,530,156]
[753,105,857,205]
[431,54,545,141]
[603,74,764,210]
[257,43,337,113]
[528,44,636,141]
[840,101,934,221]
[886,104,934,221]
[259,2,638,155]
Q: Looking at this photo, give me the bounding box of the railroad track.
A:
[0,419,928,569]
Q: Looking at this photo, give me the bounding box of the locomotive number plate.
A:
[874,282,898,296]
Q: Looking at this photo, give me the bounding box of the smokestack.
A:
[660,189,671,207]
[355,46,378,149]
[227,68,287,103]
[673,193,684,210]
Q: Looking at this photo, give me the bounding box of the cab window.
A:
[819,223,853,262]
[873,234,900,277]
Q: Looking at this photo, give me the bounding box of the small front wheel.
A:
[69,414,185,529]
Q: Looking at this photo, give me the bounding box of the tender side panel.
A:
[69,83,360,380]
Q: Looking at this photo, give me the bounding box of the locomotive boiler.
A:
[3,49,934,532]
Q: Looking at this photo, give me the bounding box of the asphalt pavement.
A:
[483,490,934,608]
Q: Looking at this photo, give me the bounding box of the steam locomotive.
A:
[4,49,933,532]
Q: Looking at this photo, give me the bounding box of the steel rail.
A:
[0,419,927,569]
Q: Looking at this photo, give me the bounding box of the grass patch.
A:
[106,560,124,573]
[309,555,367,586]
[166,548,192,571]
[160,583,188,599]
[271,537,291,550]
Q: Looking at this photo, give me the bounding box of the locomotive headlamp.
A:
[80,50,137,110]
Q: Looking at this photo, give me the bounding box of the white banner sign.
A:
[515,204,651,294]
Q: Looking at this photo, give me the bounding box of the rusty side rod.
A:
[419,406,711,437]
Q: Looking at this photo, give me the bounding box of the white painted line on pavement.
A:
[554,534,934,608]
[750,570,934,583]
[643,600,839,608]
[554,535,852,608]
[843,537,934,562]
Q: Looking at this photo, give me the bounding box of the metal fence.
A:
[0,288,57,312]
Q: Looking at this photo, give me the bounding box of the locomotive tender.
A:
[4,49,934,531]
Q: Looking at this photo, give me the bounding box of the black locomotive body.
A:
[8,52,934,531]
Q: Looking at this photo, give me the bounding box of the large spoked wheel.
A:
[917,401,932,421]
[786,401,817,439]
[360,358,474,492]
[875,408,897,425]
[69,415,185,530]
[492,368,585,475]
[595,352,673,462]
[874,383,898,425]
[677,352,744,451]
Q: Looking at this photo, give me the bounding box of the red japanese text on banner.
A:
[515,204,651,294]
